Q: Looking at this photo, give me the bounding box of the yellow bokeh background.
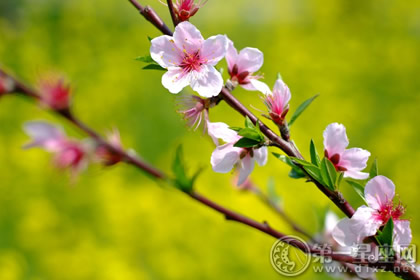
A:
[1,0,420,279]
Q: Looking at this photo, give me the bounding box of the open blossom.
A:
[177,94,209,130]
[226,39,267,91]
[208,122,267,185]
[320,212,376,279]
[39,78,71,110]
[23,121,88,175]
[95,129,124,166]
[332,176,412,252]
[323,123,370,179]
[173,0,207,22]
[150,21,227,97]
[262,79,291,125]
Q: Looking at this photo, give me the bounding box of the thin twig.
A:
[166,0,179,27]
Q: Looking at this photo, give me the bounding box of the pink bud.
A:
[173,0,207,22]
[39,77,71,111]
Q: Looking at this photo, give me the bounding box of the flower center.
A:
[324,150,347,171]
[229,64,250,85]
[375,200,405,224]
[180,51,204,73]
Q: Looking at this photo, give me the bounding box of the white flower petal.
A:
[332,218,361,247]
[237,155,255,186]
[190,65,223,97]
[207,122,239,144]
[341,147,370,171]
[393,220,412,252]
[325,211,340,234]
[225,38,238,72]
[364,176,396,210]
[211,143,240,173]
[343,170,370,180]
[150,35,182,68]
[173,21,204,54]
[272,79,291,110]
[323,123,349,156]
[249,79,271,95]
[23,121,65,151]
[236,47,264,73]
[161,67,190,94]
[349,205,382,239]
[253,146,268,166]
[201,35,228,66]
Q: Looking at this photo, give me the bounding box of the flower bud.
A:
[39,77,71,111]
[95,129,124,166]
[173,0,207,22]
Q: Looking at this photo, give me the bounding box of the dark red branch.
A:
[166,0,179,27]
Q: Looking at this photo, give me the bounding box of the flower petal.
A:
[332,218,360,247]
[190,65,223,97]
[253,146,268,166]
[249,79,271,95]
[161,67,190,94]
[173,21,204,54]
[341,148,370,171]
[207,121,239,144]
[237,155,255,186]
[323,123,349,156]
[236,47,264,73]
[393,220,412,252]
[211,143,240,173]
[343,170,369,180]
[325,211,339,234]
[23,121,65,151]
[225,39,238,72]
[349,206,382,239]
[150,35,182,68]
[364,176,396,210]
[272,79,291,110]
[201,35,228,66]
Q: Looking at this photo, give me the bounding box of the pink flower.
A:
[0,74,14,96]
[95,129,124,166]
[208,122,267,185]
[177,94,209,130]
[23,121,88,175]
[39,78,71,110]
[332,176,412,252]
[150,21,227,98]
[323,123,370,180]
[262,79,291,125]
[173,0,207,22]
[226,39,267,91]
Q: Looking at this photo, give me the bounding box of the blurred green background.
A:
[1,0,420,279]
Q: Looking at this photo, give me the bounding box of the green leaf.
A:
[377,218,394,246]
[172,145,201,193]
[288,94,319,126]
[320,158,337,191]
[310,139,321,167]
[290,157,314,167]
[245,116,255,129]
[142,64,166,71]
[302,164,323,184]
[147,36,153,42]
[228,127,243,132]
[346,180,368,204]
[272,153,306,179]
[135,55,155,63]
[369,158,378,179]
[234,138,261,148]
[277,72,283,81]
[237,128,264,142]
[336,172,344,189]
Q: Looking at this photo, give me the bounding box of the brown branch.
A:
[166,0,179,27]
[128,0,173,36]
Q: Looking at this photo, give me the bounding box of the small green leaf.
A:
[135,55,155,63]
[147,36,153,42]
[310,139,321,167]
[142,64,166,71]
[346,180,368,204]
[320,158,337,191]
[272,153,306,179]
[172,145,201,193]
[277,72,283,80]
[336,172,344,189]
[228,127,242,132]
[290,157,314,167]
[369,158,379,179]
[237,128,264,142]
[234,138,261,148]
[245,116,256,129]
[377,218,394,246]
[302,165,323,183]
[288,94,319,126]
